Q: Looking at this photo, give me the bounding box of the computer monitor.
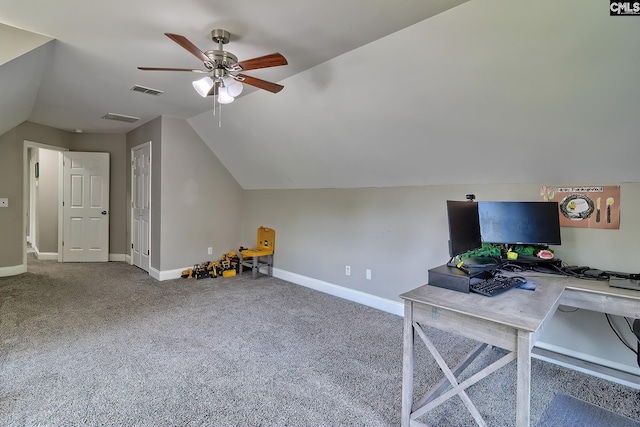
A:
[478,201,561,246]
[446,200,482,258]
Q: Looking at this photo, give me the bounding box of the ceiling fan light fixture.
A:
[192,76,214,97]
[217,86,234,104]
[223,76,243,97]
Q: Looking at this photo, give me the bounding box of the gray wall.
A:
[241,183,640,302]
[159,116,243,271]
[0,122,70,268]
[35,148,59,253]
[125,116,243,273]
[0,121,128,270]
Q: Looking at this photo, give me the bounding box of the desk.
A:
[400,274,640,427]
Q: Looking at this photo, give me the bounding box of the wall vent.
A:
[131,84,164,96]
[102,113,140,123]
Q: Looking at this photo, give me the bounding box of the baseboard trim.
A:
[151,266,185,281]
[0,264,27,277]
[125,254,132,264]
[147,264,404,316]
[109,254,126,262]
[36,251,58,261]
[273,268,403,317]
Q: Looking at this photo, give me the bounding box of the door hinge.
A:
[62,241,64,246]
[131,243,134,249]
[147,250,150,256]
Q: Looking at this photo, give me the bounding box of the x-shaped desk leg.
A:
[410,322,516,426]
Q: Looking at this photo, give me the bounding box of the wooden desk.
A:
[400,274,640,427]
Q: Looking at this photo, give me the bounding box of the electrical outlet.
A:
[366,269,372,280]
[207,247,213,255]
[0,198,7,207]
[345,265,351,276]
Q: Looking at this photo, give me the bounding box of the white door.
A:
[131,144,150,271]
[62,152,110,262]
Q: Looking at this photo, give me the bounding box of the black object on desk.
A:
[428,264,494,293]
[608,277,640,291]
[469,275,527,297]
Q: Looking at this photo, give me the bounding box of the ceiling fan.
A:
[138,29,288,103]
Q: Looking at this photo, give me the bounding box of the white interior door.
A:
[132,143,150,271]
[62,152,110,262]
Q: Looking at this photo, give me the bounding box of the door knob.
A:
[101,210,109,215]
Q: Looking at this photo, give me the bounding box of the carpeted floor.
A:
[0,255,639,426]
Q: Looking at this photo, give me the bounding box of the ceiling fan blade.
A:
[164,33,210,63]
[234,53,287,71]
[138,67,209,73]
[235,74,284,93]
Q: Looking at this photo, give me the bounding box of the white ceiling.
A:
[0,0,467,134]
[2,0,640,190]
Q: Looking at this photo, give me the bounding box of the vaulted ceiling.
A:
[2,0,639,189]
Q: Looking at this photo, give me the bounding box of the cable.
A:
[605,313,638,355]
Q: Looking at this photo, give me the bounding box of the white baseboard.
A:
[36,251,58,261]
[147,264,403,316]
[125,254,132,264]
[109,253,126,262]
[273,268,404,317]
[0,264,27,277]
[150,266,185,281]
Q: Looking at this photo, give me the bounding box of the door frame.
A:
[22,140,68,266]
[130,141,152,270]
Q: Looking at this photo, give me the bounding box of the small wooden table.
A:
[400,274,581,427]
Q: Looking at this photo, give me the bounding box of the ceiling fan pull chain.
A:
[219,102,222,127]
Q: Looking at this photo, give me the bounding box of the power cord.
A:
[605,313,639,356]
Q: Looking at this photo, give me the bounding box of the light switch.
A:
[0,198,8,207]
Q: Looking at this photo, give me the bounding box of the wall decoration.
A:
[540,185,620,229]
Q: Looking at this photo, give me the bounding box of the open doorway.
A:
[23,141,67,265]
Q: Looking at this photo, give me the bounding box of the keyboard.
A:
[470,275,527,297]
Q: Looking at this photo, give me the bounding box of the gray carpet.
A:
[0,255,639,426]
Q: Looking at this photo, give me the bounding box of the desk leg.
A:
[516,329,531,427]
[252,256,258,279]
[401,302,414,427]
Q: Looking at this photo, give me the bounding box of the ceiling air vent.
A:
[102,113,140,123]
[131,84,164,96]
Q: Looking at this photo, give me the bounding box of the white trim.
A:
[57,152,64,262]
[0,264,27,277]
[35,251,58,261]
[149,265,185,281]
[273,268,404,316]
[125,254,132,264]
[149,266,161,280]
[109,253,126,262]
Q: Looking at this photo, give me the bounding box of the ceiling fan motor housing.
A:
[205,50,238,72]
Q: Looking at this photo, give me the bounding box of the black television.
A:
[478,201,561,246]
[446,200,482,258]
